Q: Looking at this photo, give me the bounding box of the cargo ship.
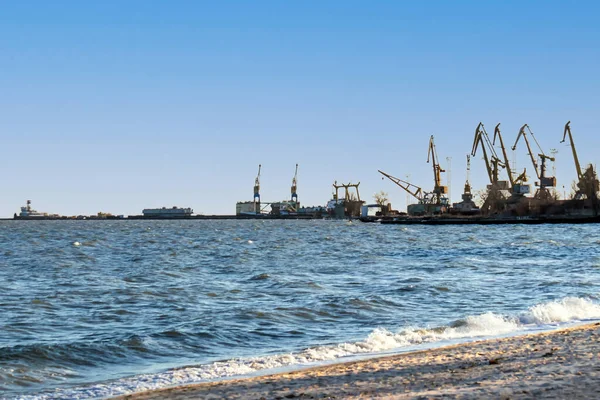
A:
[18,200,48,218]
[141,206,194,218]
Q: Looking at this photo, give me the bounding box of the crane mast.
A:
[465,154,471,194]
[378,170,423,201]
[253,164,261,203]
[561,121,583,179]
[290,163,298,202]
[427,135,448,202]
[466,155,471,184]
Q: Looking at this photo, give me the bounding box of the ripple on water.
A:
[1,221,599,398]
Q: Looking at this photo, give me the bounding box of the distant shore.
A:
[3,214,320,221]
[115,322,600,399]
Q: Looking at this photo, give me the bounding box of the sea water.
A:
[1,220,599,399]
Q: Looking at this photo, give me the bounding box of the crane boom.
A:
[472,123,495,184]
[512,124,540,179]
[561,121,583,179]
[378,170,423,201]
[492,123,515,186]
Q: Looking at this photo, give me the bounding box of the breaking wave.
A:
[18,296,600,400]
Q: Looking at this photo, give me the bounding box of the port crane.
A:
[561,122,582,183]
[291,164,298,203]
[332,181,361,203]
[427,135,448,204]
[512,124,556,199]
[561,121,598,200]
[458,154,473,200]
[253,164,261,204]
[472,123,504,186]
[472,123,513,214]
[378,170,424,202]
[449,155,481,215]
[493,123,529,194]
[465,155,471,191]
[378,136,448,216]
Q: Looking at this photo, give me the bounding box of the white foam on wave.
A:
[519,296,600,325]
[18,296,600,400]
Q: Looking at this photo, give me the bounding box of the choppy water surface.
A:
[1,220,599,399]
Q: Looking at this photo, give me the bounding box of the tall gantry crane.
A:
[472,123,504,186]
[449,154,481,214]
[561,121,598,200]
[472,122,512,214]
[378,136,448,216]
[493,123,514,187]
[512,124,539,177]
[493,123,529,195]
[460,154,474,201]
[332,181,361,202]
[291,164,298,203]
[561,122,581,180]
[427,135,448,204]
[512,124,556,199]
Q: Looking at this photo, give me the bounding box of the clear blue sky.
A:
[1,1,599,216]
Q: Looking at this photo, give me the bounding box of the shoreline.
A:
[115,322,600,399]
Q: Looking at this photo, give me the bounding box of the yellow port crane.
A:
[378,170,424,202]
[512,124,556,199]
[561,121,598,200]
[427,135,448,203]
[493,123,515,187]
[561,121,582,185]
[290,163,298,202]
[493,123,529,194]
[472,123,504,185]
[512,124,539,177]
[472,122,512,214]
[332,181,361,202]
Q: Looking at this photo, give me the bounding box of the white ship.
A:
[19,200,48,218]
[142,206,193,218]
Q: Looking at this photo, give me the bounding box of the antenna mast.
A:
[446,156,452,204]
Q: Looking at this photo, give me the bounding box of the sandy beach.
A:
[116,322,600,399]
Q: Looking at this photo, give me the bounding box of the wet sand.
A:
[117,322,600,399]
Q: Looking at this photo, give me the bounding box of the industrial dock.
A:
[6,122,600,224]
[367,121,599,225]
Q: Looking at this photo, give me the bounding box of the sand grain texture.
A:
[116,323,600,399]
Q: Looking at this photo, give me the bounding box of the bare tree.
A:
[474,189,488,208]
[373,191,389,206]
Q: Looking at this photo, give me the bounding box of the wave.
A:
[13,296,600,400]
